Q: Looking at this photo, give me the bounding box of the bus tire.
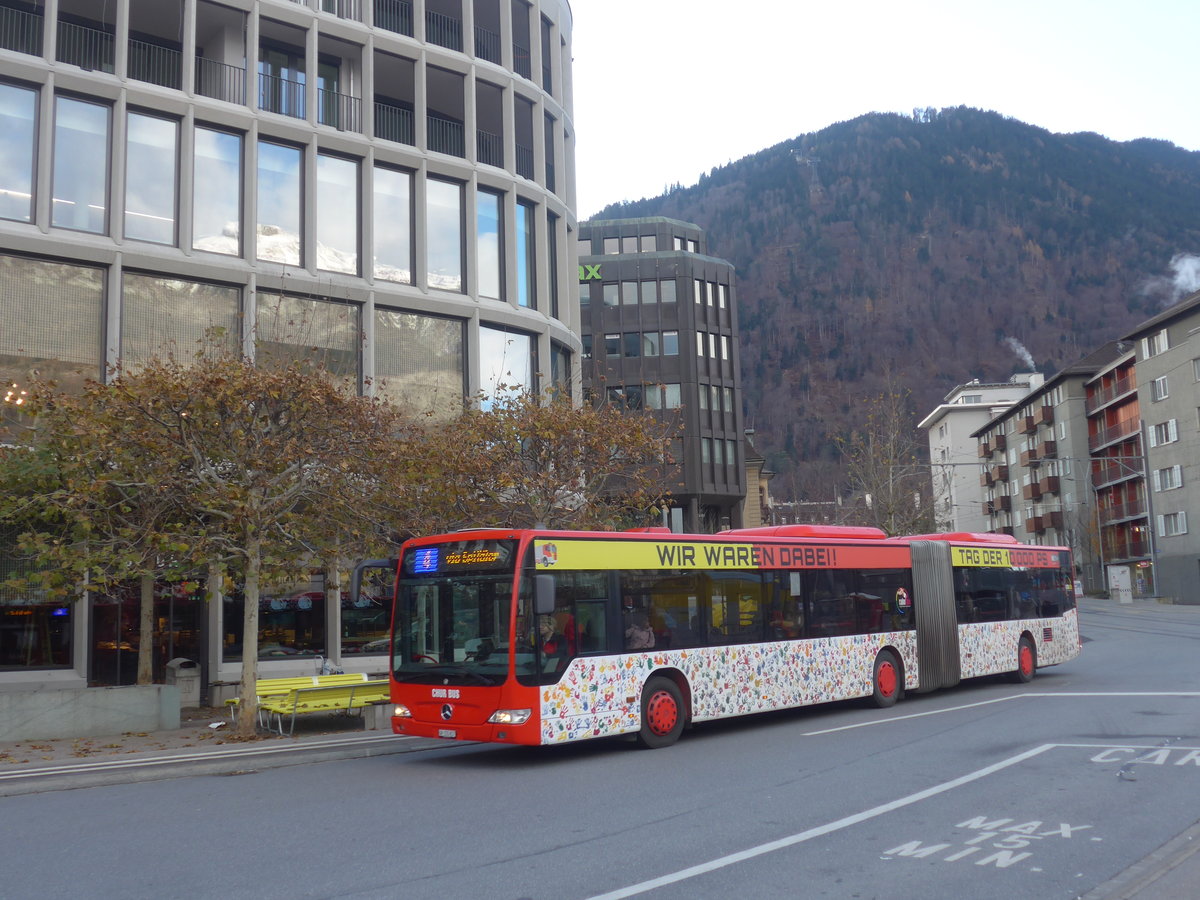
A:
[872,650,902,708]
[1012,636,1037,684]
[637,676,685,749]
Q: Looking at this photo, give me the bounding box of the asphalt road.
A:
[5,598,1199,900]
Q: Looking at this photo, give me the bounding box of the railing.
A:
[128,39,181,90]
[0,4,43,56]
[425,9,462,51]
[319,88,361,132]
[196,57,246,104]
[473,25,500,63]
[57,20,114,73]
[1103,536,1151,561]
[374,101,414,145]
[515,143,534,179]
[372,0,415,36]
[1092,459,1144,489]
[1099,498,1147,525]
[427,113,464,157]
[259,72,305,119]
[321,0,364,21]
[476,129,502,167]
[374,0,413,36]
[1088,418,1140,452]
[512,43,531,79]
[1085,374,1136,414]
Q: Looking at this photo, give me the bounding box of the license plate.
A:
[438,729,457,739]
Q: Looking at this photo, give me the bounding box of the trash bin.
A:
[165,658,202,709]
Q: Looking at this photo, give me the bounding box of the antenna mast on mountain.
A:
[791,150,822,190]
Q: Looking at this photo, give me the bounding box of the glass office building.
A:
[0,0,578,691]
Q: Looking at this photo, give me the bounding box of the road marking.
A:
[584,744,1058,900]
[803,691,1200,736]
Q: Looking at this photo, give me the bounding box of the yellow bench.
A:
[225,673,374,725]
[258,680,391,736]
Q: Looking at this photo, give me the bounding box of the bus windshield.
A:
[392,538,522,686]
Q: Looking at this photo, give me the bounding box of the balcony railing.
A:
[374,101,414,145]
[1086,374,1136,414]
[1018,414,1036,435]
[427,113,464,157]
[1038,474,1060,495]
[1034,405,1054,426]
[1099,498,1147,525]
[259,72,305,119]
[0,4,43,56]
[1039,439,1057,459]
[476,129,502,167]
[321,0,364,22]
[1025,515,1044,533]
[978,441,991,459]
[57,20,114,73]
[474,25,500,63]
[425,9,462,51]
[1088,418,1140,452]
[128,39,181,90]
[512,42,531,79]
[996,495,1012,511]
[515,143,534,179]
[1092,458,1144,489]
[319,88,361,132]
[374,0,413,36]
[1103,536,1151,561]
[196,57,246,104]
[1022,482,1043,501]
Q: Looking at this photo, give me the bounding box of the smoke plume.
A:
[1002,336,1036,370]
[1139,253,1200,308]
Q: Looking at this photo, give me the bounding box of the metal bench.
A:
[225,673,374,726]
[258,680,391,736]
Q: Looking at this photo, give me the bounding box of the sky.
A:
[567,0,1200,219]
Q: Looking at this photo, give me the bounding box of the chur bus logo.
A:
[441,704,453,721]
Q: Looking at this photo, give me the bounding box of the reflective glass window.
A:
[642,332,660,356]
[316,153,359,274]
[0,83,37,223]
[663,331,679,355]
[620,281,637,305]
[256,140,302,265]
[52,96,109,233]
[255,294,359,391]
[660,279,676,303]
[374,307,464,421]
[373,165,412,283]
[640,281,657,304]
[479,326,533,403]
[516,200,535,308]
[427,177,464,291]
[193,127,242,255]
[120,274,241,372]
[125,112,178,245]
[640,235,656,252]
[603,283,618,306]
[477,189,502,300]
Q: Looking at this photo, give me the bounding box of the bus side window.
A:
[575,600,607,653]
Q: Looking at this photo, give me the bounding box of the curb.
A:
[0,732,449,797]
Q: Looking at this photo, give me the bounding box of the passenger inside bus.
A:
[538,615,568,671]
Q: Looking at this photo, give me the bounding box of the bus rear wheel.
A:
[872,650,901,708]
[1011,636,1037,684]
[637,676,685,749]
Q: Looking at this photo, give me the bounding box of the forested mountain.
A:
[593,107,1200,499]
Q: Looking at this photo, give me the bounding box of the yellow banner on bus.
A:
[951,546,1063,569]
[534,539,910,571]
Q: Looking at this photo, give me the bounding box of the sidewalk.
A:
[0,705,442,797]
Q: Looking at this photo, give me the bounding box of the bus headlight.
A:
[487,709,531,725]
[393,704,412,718]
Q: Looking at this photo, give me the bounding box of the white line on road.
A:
[802,691,1200,736]
[584,744,1059,900]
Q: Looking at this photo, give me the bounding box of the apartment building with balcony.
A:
[0,0,577,691]
[1121,289,1200,603]
[974,347,1113,589]
[577,218,747,533]
[918,373,1043,533]
[1084,345,1154,596]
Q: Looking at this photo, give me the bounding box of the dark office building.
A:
[578,218,746,532]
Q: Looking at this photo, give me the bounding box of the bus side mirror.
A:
[534,574,556,616]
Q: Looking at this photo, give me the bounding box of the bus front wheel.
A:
[872,650,902,708]
[637,676,685,749]
[1011,637,1037,684]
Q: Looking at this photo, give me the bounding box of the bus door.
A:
[909,541,960,692]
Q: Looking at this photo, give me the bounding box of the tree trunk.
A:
[235,535,262,739]
[324,553,344,670]
[136,571,155,685]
